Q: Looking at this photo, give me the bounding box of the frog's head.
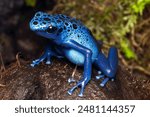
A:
[30,11,59,40]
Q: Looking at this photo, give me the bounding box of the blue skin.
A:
[29,12,118,97]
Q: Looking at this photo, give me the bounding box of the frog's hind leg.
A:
[95,46,118,87]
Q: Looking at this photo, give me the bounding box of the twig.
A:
[89,0,104,12]
[64,64,68,68]
[0,53,5,71]
[0,67,2,79]
[68,65,78,83]
[16,53,21,68]
[0,84,5,87]
[131,28,142,51]
[136,18,150,29]
[128,65,150,76]
[71,65,78,77]
[118,50,129,67]
[141,30,150,46]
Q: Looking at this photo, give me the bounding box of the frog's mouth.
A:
[36,31,56,40]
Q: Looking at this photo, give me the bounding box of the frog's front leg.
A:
[64,40,92,97]
[31,45,63,67]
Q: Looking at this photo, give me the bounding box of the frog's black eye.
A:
[46,25,57,33]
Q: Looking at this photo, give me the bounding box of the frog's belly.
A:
[65,49,85,65]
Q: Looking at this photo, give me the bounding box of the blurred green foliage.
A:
[25,0,36,7]
[55,0,150,59]
[132,0,150,14]
[120,39,136,59]
[119,0,150,59]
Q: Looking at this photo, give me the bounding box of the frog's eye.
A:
[46,25,57,33]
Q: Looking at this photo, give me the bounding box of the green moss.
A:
[120,39,136,59]
[132,0,150,14]
[25,0,36,7]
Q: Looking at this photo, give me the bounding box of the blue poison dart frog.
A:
[29,11,118,97]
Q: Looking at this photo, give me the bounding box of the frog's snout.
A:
[30,11,51,31]
[29,19,39,31]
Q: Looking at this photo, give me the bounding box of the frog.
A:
[29,11,118,97]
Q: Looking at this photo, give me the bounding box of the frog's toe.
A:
[67,87,75,95]
[46,61,51,65]
[32,59,42,64]
[32,60,37,63]
[45,56,51,64]
[96,70,105,80]
[100,78,110,87]
[78,92,83,97]
[96,74,104,80]
[30,63,36,67]
[30,59,41,67]
[68,84,79,96]
[78,85,85,97]
[68,77,76,83]
[30,63,38,67]
[98,70,102,74]
[111,78,115,81]
[67,90,72,95]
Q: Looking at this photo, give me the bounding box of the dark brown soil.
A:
[0,59,150,100]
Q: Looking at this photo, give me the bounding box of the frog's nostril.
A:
[33,21,38,25]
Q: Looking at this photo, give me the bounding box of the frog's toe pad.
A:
[30,60,40,67]
[111,78,115,81]
[100,78,109,87]
[78,92,83,97]
[96,75,104,80]
[98,71,102,74]
[30,63,36,67]
[67,89,73,95]
[46,61,51,65]
[68,77,76,83]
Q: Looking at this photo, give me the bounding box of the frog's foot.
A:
[68,79,87,97]
[31,48,52,67]
[68,77,76,83]
[96,71,115,87]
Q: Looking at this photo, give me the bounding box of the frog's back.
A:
[53,14,99,65]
